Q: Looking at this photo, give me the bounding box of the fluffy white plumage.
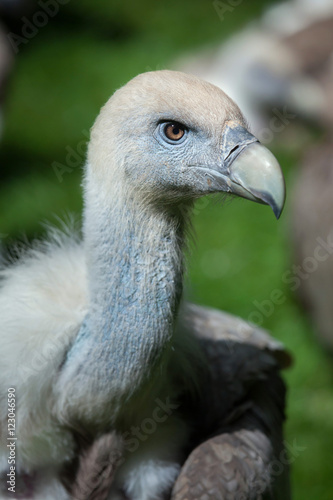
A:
[0,230,85,497]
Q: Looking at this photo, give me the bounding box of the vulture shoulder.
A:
[171,304,291,500]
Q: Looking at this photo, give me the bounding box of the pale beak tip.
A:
[270,196,284,220]
[251,188,286,220]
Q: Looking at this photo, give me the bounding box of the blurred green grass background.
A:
[1,1,333,498]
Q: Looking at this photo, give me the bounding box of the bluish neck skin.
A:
[61,184,187,416]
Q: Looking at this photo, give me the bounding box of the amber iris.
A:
[164,123,185,141]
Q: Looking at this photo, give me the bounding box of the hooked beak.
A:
[213,122,286,219]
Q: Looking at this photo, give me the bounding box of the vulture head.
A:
[88,70,285,217]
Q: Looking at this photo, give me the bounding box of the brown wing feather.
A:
[171,304,291,500]
[67,432,124,500]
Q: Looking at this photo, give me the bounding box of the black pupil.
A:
[172,126,180,135]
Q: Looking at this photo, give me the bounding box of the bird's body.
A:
[0,71,288,499]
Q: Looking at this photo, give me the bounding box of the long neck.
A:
[67,171,188,407]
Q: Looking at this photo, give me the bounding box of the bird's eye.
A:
[155,121,188,146]
[163,122,186,142]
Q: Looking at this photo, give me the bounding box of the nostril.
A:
[225,144,240,161]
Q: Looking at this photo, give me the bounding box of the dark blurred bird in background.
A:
[287,13,333,354]
[291,137,333,353]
